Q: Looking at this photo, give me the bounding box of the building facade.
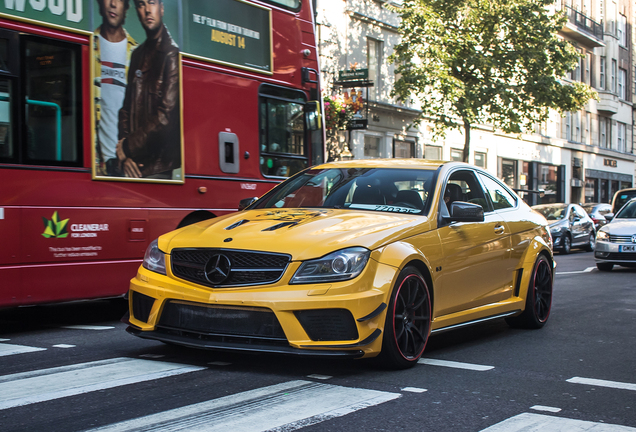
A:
[316,0,636,205]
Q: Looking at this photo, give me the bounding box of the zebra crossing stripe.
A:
[0,357,205,410]
[480,413,636,431]
[418,358,494,371]
[86,380,401,432]
[0,343,46,357]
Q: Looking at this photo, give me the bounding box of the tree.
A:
[390,0,597,162]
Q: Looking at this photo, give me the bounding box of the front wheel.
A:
[561,235,571,254]
[506,255,553,329]
[379,266,431,369]
[585,232,595,252]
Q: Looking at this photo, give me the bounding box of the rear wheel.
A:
[596,262,613,272]
[379,266,431,369]
[506,255,553,329]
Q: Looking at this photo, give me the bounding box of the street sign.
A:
[339,69,369,81]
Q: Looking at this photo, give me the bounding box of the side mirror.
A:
[238,197,258,211]
[604,213,614,221]
[447,201,484,222]
[305,101,322,131]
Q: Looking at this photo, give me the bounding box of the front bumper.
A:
[594,240,636,264]
[126,258,397,358]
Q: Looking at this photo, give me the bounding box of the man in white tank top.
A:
[94,0,137,177]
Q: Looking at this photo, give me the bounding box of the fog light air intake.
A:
[294,309,359,341]
[131,291,155,323]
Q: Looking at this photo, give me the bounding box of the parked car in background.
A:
[581,203,612,230]
[125,160,554,369]
[594,198,636,271]
[611,188,636,214]
[532,203,595,254]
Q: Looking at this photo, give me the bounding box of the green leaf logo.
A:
[42,211,70,239]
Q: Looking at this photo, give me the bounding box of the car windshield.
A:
[615,191,636,211]
[615,201,636,219]
[534,204,567,221]
[252,167,436,214]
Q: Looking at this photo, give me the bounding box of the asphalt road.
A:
[1,251,635,432]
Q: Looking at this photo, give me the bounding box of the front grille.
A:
[131,291,154,323]
[158,301,287,343]
[609,235,636,243]
[605,252,636,261]
[294,309,359,341]
[171,248,291,288]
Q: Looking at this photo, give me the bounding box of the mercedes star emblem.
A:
[204,254,232,284]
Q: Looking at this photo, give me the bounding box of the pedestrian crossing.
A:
[0,340,635,431]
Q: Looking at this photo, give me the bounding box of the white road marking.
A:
[556,267,596,275]
[0,343,46,357]
[568,376,636,392]
[480,413,636,431]
[86,380,400,432]
[307,374,332,380]
[61,325,115,331]
[52,344,76,349]
[0,338,10,342]
[530,405,562,413]
[401,387,427,393]
[418,358,494,371]
[0,357,205,410]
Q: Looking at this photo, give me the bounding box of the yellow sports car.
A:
[126,160,554,368]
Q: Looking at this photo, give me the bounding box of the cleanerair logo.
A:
[3,0,83,23]
[42,211,69,239]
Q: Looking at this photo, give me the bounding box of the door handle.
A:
[494,224,505,234]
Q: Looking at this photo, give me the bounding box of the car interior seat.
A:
[395,190,424,210]
[352,179,385,205]
[444,183,463,205]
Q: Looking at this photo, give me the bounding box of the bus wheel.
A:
[177,211,215,229]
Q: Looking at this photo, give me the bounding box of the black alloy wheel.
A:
[380,266,431,369]
[506,254,553,329]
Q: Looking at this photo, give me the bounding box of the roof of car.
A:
[313,159,451,170]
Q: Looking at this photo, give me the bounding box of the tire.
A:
[561,235,571,254]
[585,232,595,252]
[506,255,553,329]
[379,266,431,369]
[596,262,613,272]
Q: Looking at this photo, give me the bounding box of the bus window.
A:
[0,79,12,159]
[24,38,81,165]
[259,85,308,178]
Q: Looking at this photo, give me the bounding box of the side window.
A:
[573,206,587,219]
[446,170,490,210]
[478,173,517,211]
[0,32,82,166]
[259,84,308,178]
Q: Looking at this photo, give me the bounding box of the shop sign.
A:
[339,69,369,81]
[348,119,368,130]
[604,158,617,168]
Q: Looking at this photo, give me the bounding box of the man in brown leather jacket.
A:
[116,0,180,179]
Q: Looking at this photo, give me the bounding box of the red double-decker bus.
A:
[0,0,324,307]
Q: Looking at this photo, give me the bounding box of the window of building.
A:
[393,139,414,158]
[599,57,605,90]
[618,13,627,46]
[565,111,571,141]
[367,38,382,101]
[599,116,610,149]
[450,149,463,161]
[585,112,591,145]
[617,122,625,152]
[611,59,617,93]
[618,68,626,99]
[424,145,442,160]
[0,32,82,166]
[498,158,517,190]
[584,52,592,86]
[364,135,381,158]
[474,151,486,168]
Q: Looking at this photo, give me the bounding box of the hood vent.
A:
[262,221,298,231]
[225,219,250,230]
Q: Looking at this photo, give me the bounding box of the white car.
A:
[594,198,636,271]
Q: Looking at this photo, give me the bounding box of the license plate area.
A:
[619,245,636,252]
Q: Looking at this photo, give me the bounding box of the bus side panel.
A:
[0,207,21,307]
[20,261,140,305]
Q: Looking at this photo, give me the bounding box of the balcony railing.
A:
[563,4,603,41]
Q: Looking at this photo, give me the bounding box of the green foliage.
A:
[42,211,69,238]
[390,0,597,160]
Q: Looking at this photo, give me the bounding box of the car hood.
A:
[603,219,636,235]
[159,208,432,261]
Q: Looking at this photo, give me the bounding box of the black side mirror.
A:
[238,197,258,211]
[447,201,485,222]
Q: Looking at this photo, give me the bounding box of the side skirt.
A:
[431,311,521,335]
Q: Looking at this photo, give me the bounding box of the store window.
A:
[537,163,560,204]
[393,139,414,158]
[364,135,380,158]
[425,145,442,160]
[498,158,518,189]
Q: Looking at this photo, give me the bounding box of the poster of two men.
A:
[93,0,182,182]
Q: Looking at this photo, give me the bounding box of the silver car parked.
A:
[532,203,595,254]
[595,198,636,271]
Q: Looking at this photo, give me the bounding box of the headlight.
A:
[290,247,370,284]
[596,231,609,241]
[142,239,166,275]
[550,226,562,235]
